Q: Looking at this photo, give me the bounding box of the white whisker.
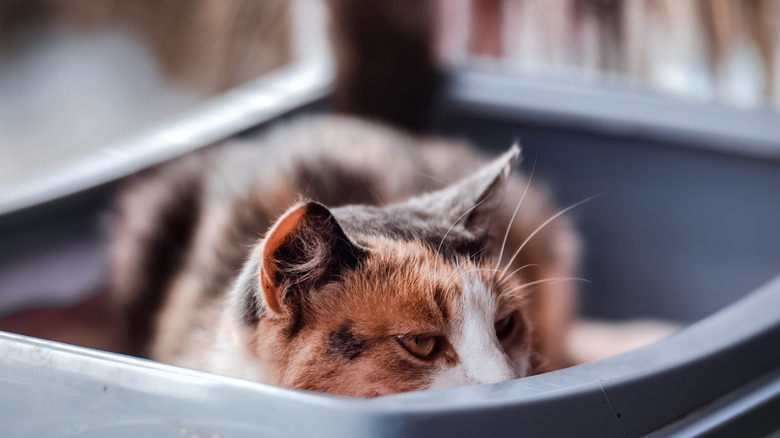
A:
[498,194,600,281]
[440,248,490,293]
[502,277,591,297]
[497,300,529,313]
[494,155,536,273]
[431,195,492,293]
[446,267,503,291]
[459,267,502,277]
[497,263,539,286]
[440,256,471,291]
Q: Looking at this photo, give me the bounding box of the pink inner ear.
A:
[259,204,308,314]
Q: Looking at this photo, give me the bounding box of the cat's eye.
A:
[495,315,515,339]
[397,334,437,359]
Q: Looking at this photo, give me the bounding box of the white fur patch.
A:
[429,272,528,389]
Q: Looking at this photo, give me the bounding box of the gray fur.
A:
[332,145,520,260]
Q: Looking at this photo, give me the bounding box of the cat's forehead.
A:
[317,236,497,334]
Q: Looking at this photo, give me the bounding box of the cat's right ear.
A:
[417,144,521,234]
[258,201,368,314]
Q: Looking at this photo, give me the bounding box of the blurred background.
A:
[0,0,778,190]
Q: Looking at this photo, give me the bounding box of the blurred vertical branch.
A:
[327,0,441,133]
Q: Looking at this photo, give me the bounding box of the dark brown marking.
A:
[432,287,450,321]
[325,322,366,360]
[282,291,308,339]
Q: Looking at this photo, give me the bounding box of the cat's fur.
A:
[111,116,577,396]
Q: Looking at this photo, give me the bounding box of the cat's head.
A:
[227,146,537,396]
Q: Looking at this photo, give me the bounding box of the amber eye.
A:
[495,315,514,339]
[397,334,437,359]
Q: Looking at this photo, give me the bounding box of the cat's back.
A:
[111,116,481,357]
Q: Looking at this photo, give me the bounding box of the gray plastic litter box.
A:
[2,61,780,437]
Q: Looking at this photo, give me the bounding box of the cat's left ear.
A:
[424,144,520,232]
[258,201,368,314]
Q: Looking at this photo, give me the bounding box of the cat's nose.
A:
[473,364,518,385]
[464,349,519,385]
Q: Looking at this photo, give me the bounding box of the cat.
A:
[110,115,577,396]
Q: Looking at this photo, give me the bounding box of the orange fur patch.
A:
[260,204,308,313]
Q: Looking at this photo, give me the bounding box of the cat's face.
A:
[254,235,532,396]
[230,147,536,396]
